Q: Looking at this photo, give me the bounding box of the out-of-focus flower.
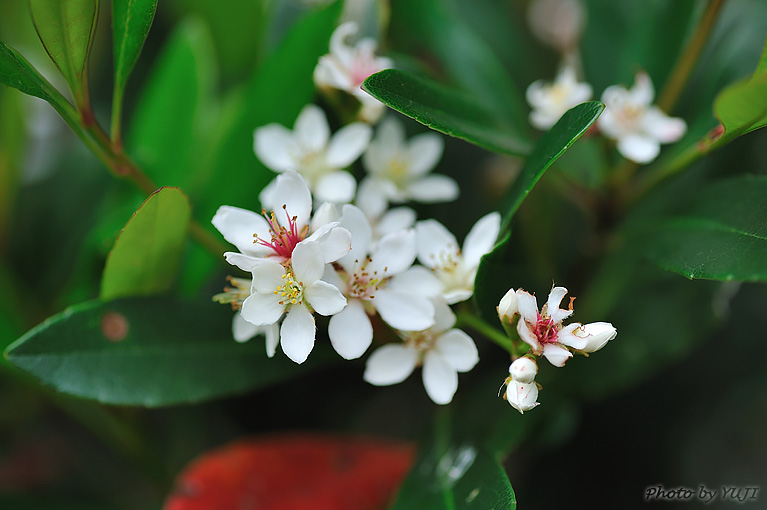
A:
[515,286,617,367]
[242,241,348,364]
[212,171,351,271]
[505,380,539,414]
[363,300,479,405]
[527,0,586,53]
[358,117,456,217]
[416,212,501,304]
[314,22,393,122]
[254,105,371,204]
[598,72,686,164]
[509,357,537,384]
[526,66,593,130]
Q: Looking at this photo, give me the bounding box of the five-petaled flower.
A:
[598,71,686,164]
[526,65,593,130]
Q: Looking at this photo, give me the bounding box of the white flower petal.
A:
[546,286,573,323]
[462,212,501,268]
[232,313,260,343]
[311,202,339,231]
[431,298,457,333]
[376,207,417,237]
[422,351,458,405]
[542,343,573,367]
[364,344,419,385]
[509,357,537,384]
[314,171,357,204]
[325,122,372,168]
[515,290,539,323]
[498,288,518,321]
[435,329,478,372]
[506,380,539,413]
[558,322,589,350]
[406,175,459,203]
[294,104,329,153]
[292,241,325,284]
[280,305,316,364]
[367,228,417,276]
[272,171,312,229]
[250,261,286,293]
[328,299,373,359]
[257,178,278,211]
[516,319,540,352]
[374,289,435,331]
[304,280,347,316]
[386,266,445,298]
[241,292,284,326]
[224,252,269,272]
[642,107,687,143]
[253,124,296,171]
[579,321,617,353]
[630,72,654,106]
[212,206,270,256]
[617,133,660,164]
[406,133,443,176]
[416,219,459,269]
[264,323,279,357]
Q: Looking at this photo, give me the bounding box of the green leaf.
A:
[0,41,60,103]
[4,297,333,406]
[473,102,604,325]
[100,187,191,300]
[27,0,99,102]
[362,69,532,156]
[127,18,216,190]
[643,175,767,281]
[112,0,158,113]
[393,426,516,509]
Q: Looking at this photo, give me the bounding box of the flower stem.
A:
[657,0,725,113]
[457,312,515,353]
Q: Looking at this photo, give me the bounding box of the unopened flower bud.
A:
[497,288,518,322]
[509,357,537,383]
[506,380,539,414]
[579,322,617,353]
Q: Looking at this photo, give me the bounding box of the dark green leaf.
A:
[474,102,604,325]
[100,187,191,300]
[27,0,99,101]
[0,41,69,107]
[643,175,767,281]
[393,423,516,509]
[112,0,158,98]
[711,73,767,147]
[127,18,216,190]
[4,297,333,406]
[363,69,532,156]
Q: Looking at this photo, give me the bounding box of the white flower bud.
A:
[497,288,518,322]
[506,380,539,414]
[579,322,617,353]
[509,357,537,383]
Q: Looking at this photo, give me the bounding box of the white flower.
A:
[253,104,371,204]
[526,66,593,130]
[358,117,456,216]
[416,212,501,304]
[212,171,352,271]
[527,0,586,52]
[241,241,347,364]
[506,380,539,414]
[323,204,440,359]
[363,300,479,405]
[515,286,617,367]
[314,22,393,123]
[598,72,687,164]
[213,277,280,357]
[509,357,537,384]
[498,288,518,322]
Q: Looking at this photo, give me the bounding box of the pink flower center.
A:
[531,313,560,345]
[253,205,307,260]
[350,52,382,88]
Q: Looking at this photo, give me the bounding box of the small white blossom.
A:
[598,72,686,164]
[506,380,539,414]
[242,241,348,364]
[254,104,371,204]
[526,66,593,130]
[509,357,537,384]
[212,171,352,272]
[498,288,518,322]
[214,277,279,357]
[358,117,456,216]
[515,286,617,367]
[363,300,479,405]
[416,212,501,304]
[314,22,393,122]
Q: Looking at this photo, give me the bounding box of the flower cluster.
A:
[211,23,500,405]
[524,0,686,164]
[498,286,617,413]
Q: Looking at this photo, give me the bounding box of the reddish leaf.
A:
[164,435,415,510]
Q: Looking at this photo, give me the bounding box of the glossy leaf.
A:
[112,0,158,101]
[393,435,515,510]
[100,187,191,300]
[27,0,99,101]
[0,41,60,103]
[644,175,767,281]
[473,102,604,324]
[363,69,532,156]
[4,297,333,406]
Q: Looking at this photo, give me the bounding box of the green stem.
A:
[657,0,725,112]
[110,82,124,148]
[456,312,515,354]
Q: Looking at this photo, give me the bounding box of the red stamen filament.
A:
[253,205,307,259]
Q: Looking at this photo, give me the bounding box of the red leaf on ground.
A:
[164,434,415,510]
